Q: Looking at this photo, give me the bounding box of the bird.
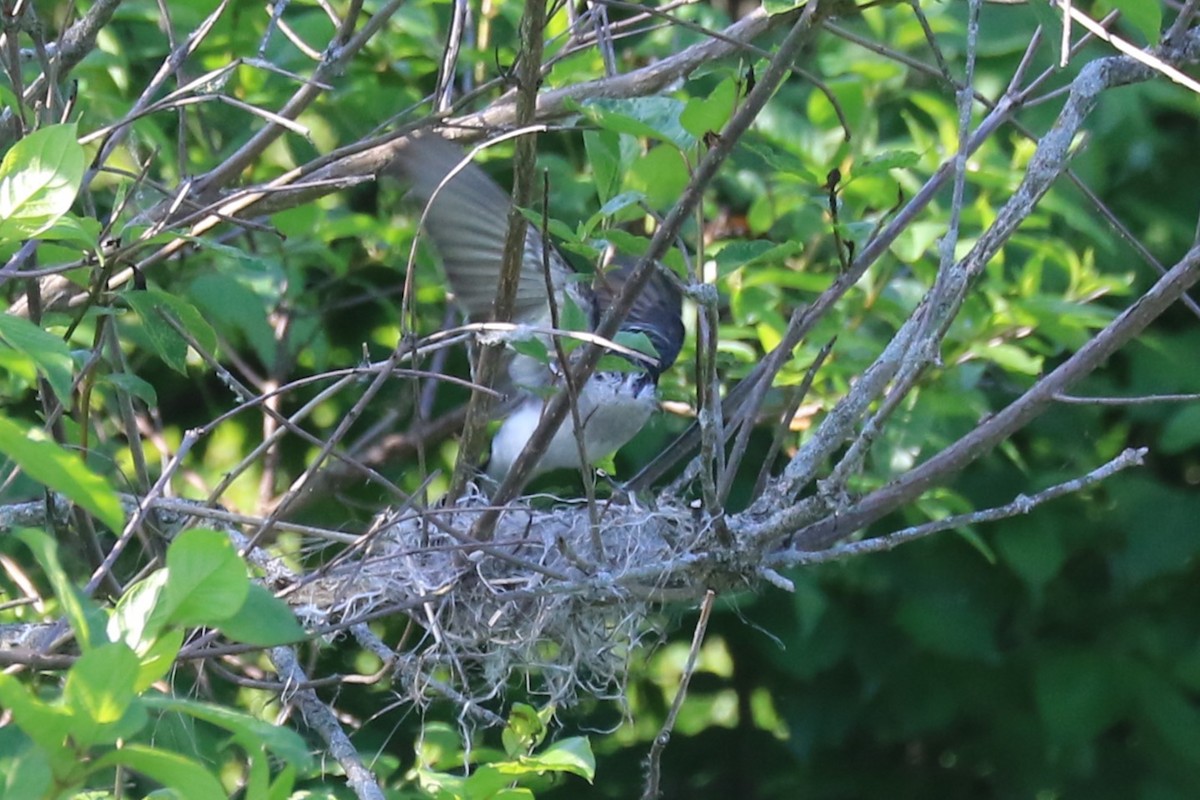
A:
[387,132,684,483]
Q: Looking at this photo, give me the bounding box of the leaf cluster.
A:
[1,530,306,799]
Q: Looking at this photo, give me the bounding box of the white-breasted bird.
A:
[388,132,684,482]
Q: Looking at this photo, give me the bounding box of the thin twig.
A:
[271,646,386,800]
[1054,392,1200,405]
[642,589,716,800]
[447,0,550,505]
[775,447,1148,566]
[750,338,835,500]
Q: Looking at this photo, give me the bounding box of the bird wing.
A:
[387,133,583,326]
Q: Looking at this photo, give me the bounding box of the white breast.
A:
[485,372,657,481]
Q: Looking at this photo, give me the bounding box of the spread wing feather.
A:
[388,134,576,325]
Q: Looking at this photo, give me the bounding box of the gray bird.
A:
[388,133,684,482]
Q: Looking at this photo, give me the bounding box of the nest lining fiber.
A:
[290,484,708,708]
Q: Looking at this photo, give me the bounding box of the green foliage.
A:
[0,0,1197,798]
[0,313,75,404]
[0,124,86,240]
[0,424,126,540]
[412,707,595,799]
[121,289,219,375]
[0,530,307,798]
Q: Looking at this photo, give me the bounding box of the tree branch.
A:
[788,241,1200,551]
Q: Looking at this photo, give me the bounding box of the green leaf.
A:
[0,421,125,533]
[713,240,804,277]
[967,341,1042,375]
[265,763,297,800]
[681,77,737,139]
[36,213,101,250]
[1028,1,1065,64]
[953,527,997,565]
[1034,650,1123,747]
[188,273,279,370]
[502,702,547,757]
[0,673,76,757]
[162,528,249,626]
[510,336,550,364]
[110,569,172,651]
[17,529,108,650]
[853,149,921,178]
[594,353,639,374]
[1109,0,1161,44]
[583,128,621,206]
[123,289,219,374]
[516,206,577,244]
[414,721,465,771]
[1107,477,1200,590]
[995,519,1065,592]
[124,294,185,374]
[1159,404,1200,454]
[62,642,146,747]
[595,190,646,219]
[519,737,595,782]
[132,629,185,693]
[216,583,306,646]
[416,766,468,797]
[142,695,314,770]
[576,97,695,151]
[0,314,74,404]
[0,123,86,239]
[245,748,271,800]
[93,745,226,800]
[1130,664,1200,764]
[591,229,651,259]
[627,145,690,210]
[241,748,299,800]
[463,764,513,797]
[763,0,807,14]
[560,294,590,334]
[741,139,820,183]
[893,591,998,660]
[0,348,40,392]
[107,570,187,689]
[0,727,51,800]
[176,234,275,271]
[103,371,159,406]
[612,330,658,361]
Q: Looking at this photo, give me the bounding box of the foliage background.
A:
[1,0,1199,798]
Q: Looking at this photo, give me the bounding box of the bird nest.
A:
[287,484,710,710]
